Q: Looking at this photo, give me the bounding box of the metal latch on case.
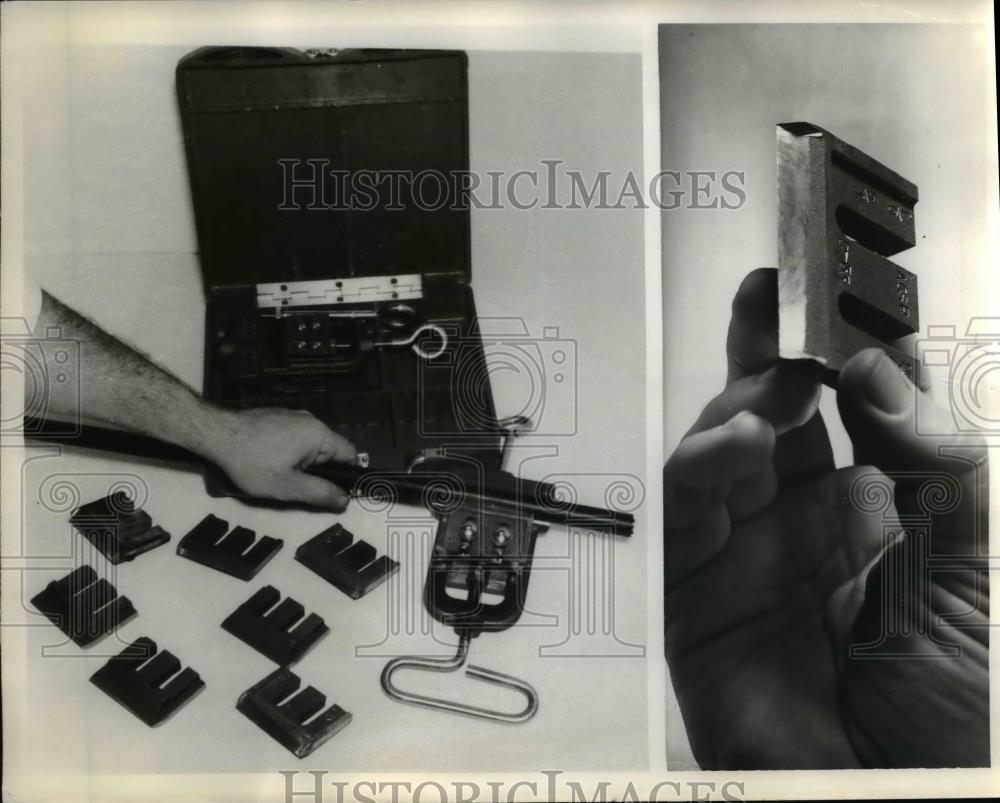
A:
[269,301,448,362]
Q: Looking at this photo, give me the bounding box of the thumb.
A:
[836,347,967,472]
[837,347,987,556]
[313,428,358,465]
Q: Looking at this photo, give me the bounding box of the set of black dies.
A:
[32,492,204,727]
[33,493,395,757]
[177,512,367,758]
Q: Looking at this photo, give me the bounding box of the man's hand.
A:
[31,291,358,510]
[207,408,357,511]
[664,268,988,769]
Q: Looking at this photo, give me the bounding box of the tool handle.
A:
[22,416,635,536]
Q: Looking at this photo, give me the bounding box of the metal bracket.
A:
[294,523,399,599]
[236,667,352,758]
[380,631,538,724]
[31,565,137,647]
[176,514,283,581]
[256,274,423,309]
[262,300,446,362]
[70,491,170,564]
[90,636,204,726]
[426,500,546,632]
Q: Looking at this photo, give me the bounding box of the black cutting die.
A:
[30,564,137,647]
[221,585,328,666]
[90,636,205,726]
[236,667,352,758]
[70,491,170,564]
[176,513,282,580]
[294,523,399,599]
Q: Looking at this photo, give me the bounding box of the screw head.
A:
[460,520,477,542]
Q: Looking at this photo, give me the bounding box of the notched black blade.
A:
[90,636,205,726]
[30,565,137,646]
[177,514,282,580]
[70,491,171,564]
[236,667,352,758]
[294,524,399,599]
[221,585,329,665]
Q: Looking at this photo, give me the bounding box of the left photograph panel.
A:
[2,30,648,784]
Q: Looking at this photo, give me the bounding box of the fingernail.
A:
[727,409,752,426]
[862,350,913,414]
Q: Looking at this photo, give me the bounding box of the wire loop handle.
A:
[380,632,538,724]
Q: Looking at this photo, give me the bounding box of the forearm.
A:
[31,290,231,462]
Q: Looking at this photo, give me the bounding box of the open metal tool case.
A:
[177,47,634,723]
[177,47,504,472]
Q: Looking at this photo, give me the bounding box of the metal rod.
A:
[23,416,635,536]
[379,632,539,724]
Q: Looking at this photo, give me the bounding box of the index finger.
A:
[312,423,358,465]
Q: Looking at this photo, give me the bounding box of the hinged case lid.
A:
[177,47,471,293]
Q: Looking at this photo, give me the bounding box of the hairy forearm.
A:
[31,291,232,462]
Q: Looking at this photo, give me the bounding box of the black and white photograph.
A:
[2,1,998,802]
[661,22,995,771]
[1,4,648,795]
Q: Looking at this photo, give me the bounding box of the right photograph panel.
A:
[660,23,995,770]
